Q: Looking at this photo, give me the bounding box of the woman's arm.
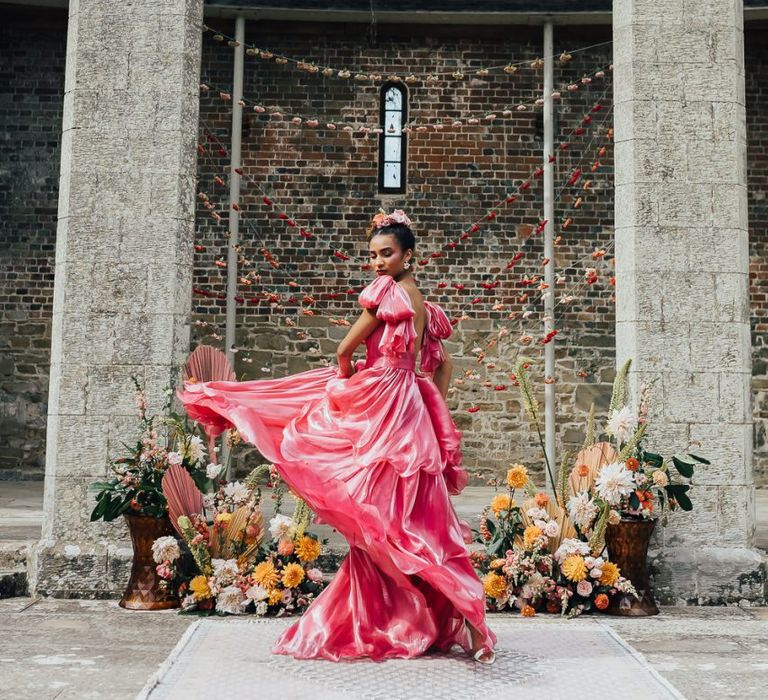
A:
[432,354,453,399]
[336,307,382,377]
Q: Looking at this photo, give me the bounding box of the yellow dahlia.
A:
[252,560,279,590]
[562,554,588,582]
[282,562,306,588]
[189,575,212,601]
[482,572,508,600]
[600,561,620,586]
[268,588,283,605]
[490,493,513,515]
[215,511,233,525]
[506,464,529,490]
[523,525,542,550]
[295,535,322,563]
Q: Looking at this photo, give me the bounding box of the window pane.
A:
[385,87,402,111]
[385,110,402,134]
[384,162,401,188]
[384,137,401,161]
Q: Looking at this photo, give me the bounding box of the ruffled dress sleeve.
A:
[419,301,453,374]
[358,275,416,358]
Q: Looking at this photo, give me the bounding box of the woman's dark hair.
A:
[369,223,416,253]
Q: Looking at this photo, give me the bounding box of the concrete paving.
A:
[0,598,766,699]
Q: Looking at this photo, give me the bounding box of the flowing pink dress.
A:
[176,274,497,661]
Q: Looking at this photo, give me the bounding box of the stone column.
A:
[614,0,765,603]
[31,0,203,596]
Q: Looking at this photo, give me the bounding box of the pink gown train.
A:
[176,274,496,661]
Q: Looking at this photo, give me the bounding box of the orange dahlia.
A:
[594,593,610,610]
[599,561,620,586]
[506,464,529,490]
[521,604,536,617]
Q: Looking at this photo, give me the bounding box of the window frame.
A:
[378,82,408,194]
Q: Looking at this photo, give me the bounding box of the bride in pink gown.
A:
[176,210,497,664]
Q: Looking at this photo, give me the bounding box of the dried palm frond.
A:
[609,358,632,413]
[162,464,205,535]
[183,345,236,384]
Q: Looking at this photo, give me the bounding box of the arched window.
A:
[378,83,407,194]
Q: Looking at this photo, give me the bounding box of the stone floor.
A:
[0,598,766,699]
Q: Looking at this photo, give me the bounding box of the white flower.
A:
[215,585,246,615]
[246,584,269,602]
[203,494,216,510]
[533,519,548,530]
[595,462,635,506]
[543,520,561,538]
[635,472,648,487]
[212,558,239,585]
[206,462,224,479]
[181,594,197,611]
[608,509,621,525]
[269,514,296,540]
[254,601,268,616]
[181,435,206,465]
[606,406,638,445]
[567,492,599,529]
[166,451,183,466]
[554,538,591,564]
[151,536,181,564]
[652,470,669,487]
[526,507,548,521]
[223,480,251,505]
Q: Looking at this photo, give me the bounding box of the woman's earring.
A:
[404,260,411,269]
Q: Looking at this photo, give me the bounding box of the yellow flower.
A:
[523,525,542,550]
[189,575,212,601]
[252,561,279,590]
[489,558,506,569]
[215,512,233,525]
[506,464,529,490]
[490,493,514,515]
[482,572,508,600]
[562,555,588,582]
[600,561,620,586]
[282,562,305,588]
[268,588,283,605]
[295,536,322,563]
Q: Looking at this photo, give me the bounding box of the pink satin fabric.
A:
[176,274,496,661]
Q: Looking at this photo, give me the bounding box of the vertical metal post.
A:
[223,15,245,474]
[543,21,556,490]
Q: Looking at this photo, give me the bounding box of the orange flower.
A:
[636,490,654,511]
[599,562,620,586]
[594,593,609,610]
[534,492,549,507]
[521,604,536,617]
[506,464,529,490]
[625,457,640,472]
[577,464,590,477]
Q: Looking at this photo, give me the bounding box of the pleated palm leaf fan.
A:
[182,345,238,467]
[568,441,618,496]
[162,464,206,534]
[520,496,578,555]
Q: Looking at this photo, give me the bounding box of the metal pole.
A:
[543,21,556,491]
[223,15,245,474]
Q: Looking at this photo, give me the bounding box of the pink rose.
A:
[306,568,323,583]
[155,563,172,580]
[576,580,593,597]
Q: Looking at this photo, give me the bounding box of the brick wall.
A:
[0,10,766,487]
[0,8,67,480]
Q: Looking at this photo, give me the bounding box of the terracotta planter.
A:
[603,518,659,616]
[119,513,179,610]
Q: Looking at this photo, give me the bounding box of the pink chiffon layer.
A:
[176,274,496,661]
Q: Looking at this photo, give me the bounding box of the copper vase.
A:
[119,513,179,610]
[603,518,660,616]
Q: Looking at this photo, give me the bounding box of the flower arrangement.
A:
[153,463,327,616]
[472,465,636,617]
[567,359,709,528]
[90,375,212,522]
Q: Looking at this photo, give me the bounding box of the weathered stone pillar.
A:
[31,0,203,596]
[614,0,765,602]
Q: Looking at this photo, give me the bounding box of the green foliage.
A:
[582,403,596,449]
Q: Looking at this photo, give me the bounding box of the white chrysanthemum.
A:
[595,462,636,506]
[206,462,224,479]
[554,538,591,564]
[181,435,206,465]
[212,558,239,585]
[245,584,269,602]
[567,491,599,529]
[151,536,181,564]
[223,480,251,505]
[606,406,638,445]
[269,514,296,540]
[215,585,246,615]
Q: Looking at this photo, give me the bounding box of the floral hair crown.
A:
[366,208,412,237]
